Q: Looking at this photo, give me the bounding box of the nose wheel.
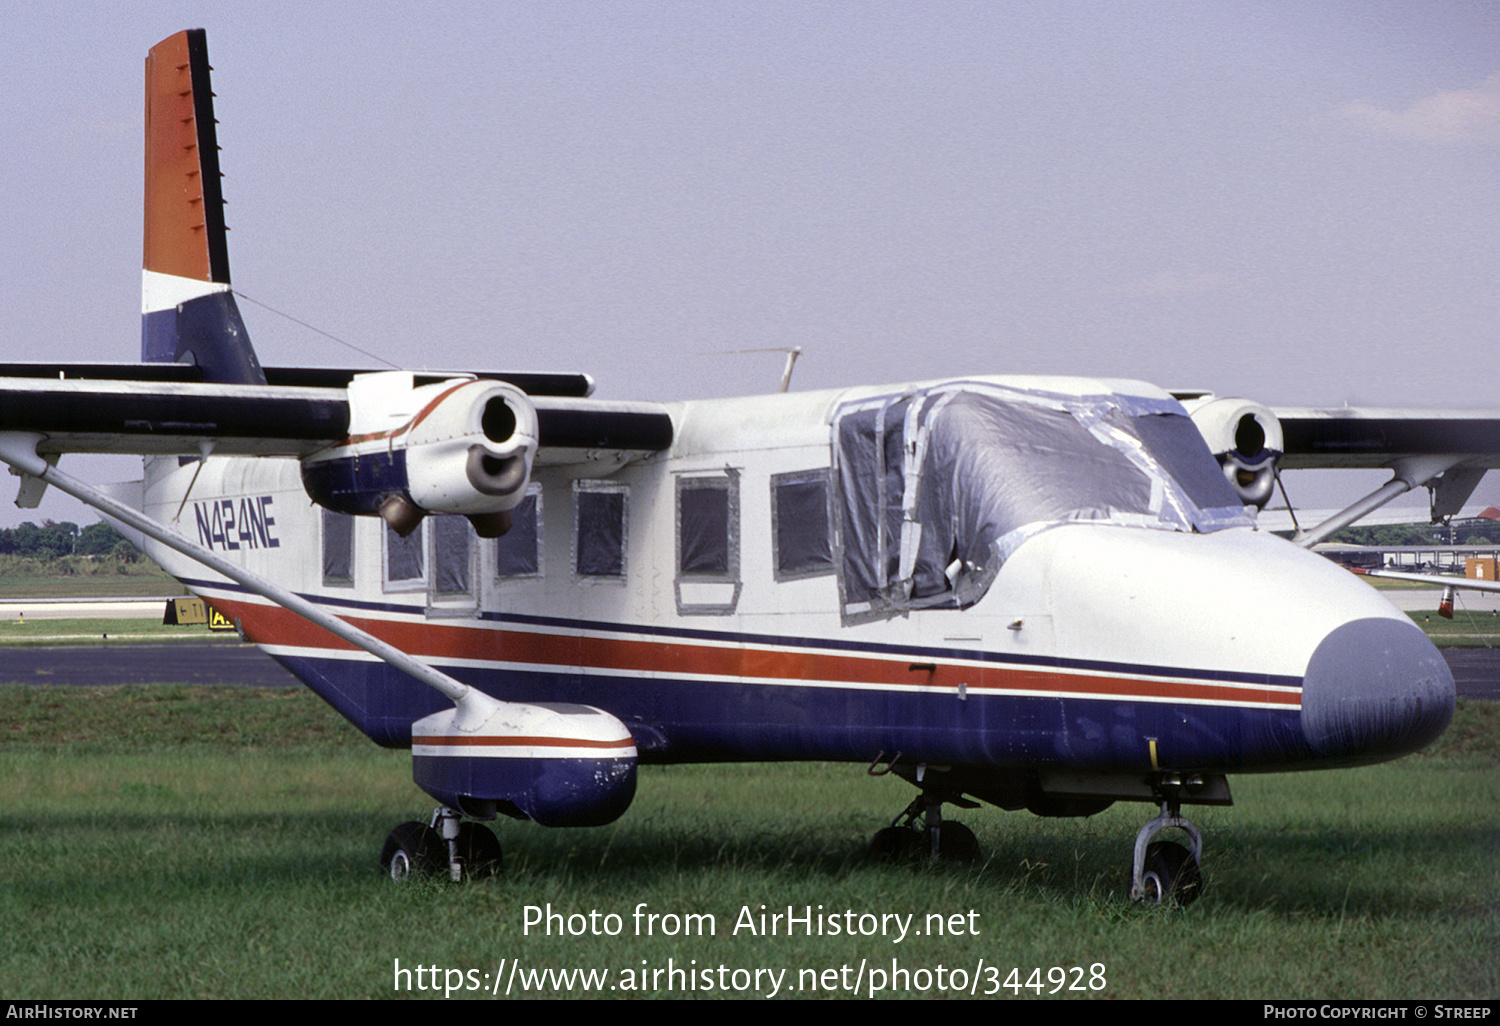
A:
[1130,783,1204,905]
[1137,839,1202,905]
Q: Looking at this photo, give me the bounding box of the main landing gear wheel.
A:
[935,821,981,865]
[380,820,442,881]
[868,825,927,863]
[1138,840,1202,906]
[869,790,983,865]
[456,822,504,880]
[381,811,504,882]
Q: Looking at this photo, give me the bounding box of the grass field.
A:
[0,555,181,599]
[0,684,1494,1000]
[1412,607,1500,646]
[0,617,216,645]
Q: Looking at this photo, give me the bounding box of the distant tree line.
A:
[1329,522,1495,547]
[0,521,137,561]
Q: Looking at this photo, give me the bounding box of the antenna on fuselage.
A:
[706,346,803,393]
[777,347,802,393]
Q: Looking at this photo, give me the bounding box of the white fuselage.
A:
[136,375,1454,780]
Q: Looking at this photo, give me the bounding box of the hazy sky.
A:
[1,1,1497,527]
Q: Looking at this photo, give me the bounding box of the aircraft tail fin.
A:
[141,29,266,386]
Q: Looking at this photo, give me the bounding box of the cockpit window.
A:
[832,384,1250,622]
[1126,410,1242,513]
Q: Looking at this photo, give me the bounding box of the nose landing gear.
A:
[1130,777,1205,906]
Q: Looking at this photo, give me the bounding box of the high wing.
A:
[1275,408,1500,471]
[0,367,672,462]
[1276,407,1500,545]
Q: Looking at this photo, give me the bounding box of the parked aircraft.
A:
[1353,566,1500,620]
[0,31,1482,903]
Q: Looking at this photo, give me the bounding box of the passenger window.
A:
[575,482,627,580]
[495,488,542,579]
[384,519,425,589]
[772,470,833,580]
[675,472,740,614]
[677,475,736,579]
[321,508,355,586]
[431,516,473,597]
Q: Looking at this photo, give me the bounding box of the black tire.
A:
[1139,840,1202,906]
[936,821,982,865]
[457,822,504,879]
[868,825,927,863]
[380,821,442,881]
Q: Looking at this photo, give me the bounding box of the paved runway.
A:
[0,597,170,620]
[0,636,1494,699]
[0,638,300,687]
[1433,649,1500,701]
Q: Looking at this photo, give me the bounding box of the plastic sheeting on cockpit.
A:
[832,384,1249,622]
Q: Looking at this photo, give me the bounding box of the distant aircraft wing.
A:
[1352,567,1500,592]
[1349,565,1500,619]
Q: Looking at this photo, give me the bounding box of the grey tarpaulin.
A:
[832,383,1250,622]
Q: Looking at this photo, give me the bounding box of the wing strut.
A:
[0,431,495,722]
[1291,454,1471,548]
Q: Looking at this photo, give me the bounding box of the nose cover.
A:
[1300,618,1454,765]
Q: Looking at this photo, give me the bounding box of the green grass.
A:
[1412,607,1500,647]
[0,616,219,644]
[0,685,1494,1000]
[0,554,181,598]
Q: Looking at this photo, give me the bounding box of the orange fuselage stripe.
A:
[207,596,1302,709]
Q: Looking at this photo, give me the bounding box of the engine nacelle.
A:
[301,372,538,537]
[1184,396,1284,508]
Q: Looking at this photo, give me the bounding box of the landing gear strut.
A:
[869,776,983,865]
[380,808,503,882]
[1130,778,1204,905]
